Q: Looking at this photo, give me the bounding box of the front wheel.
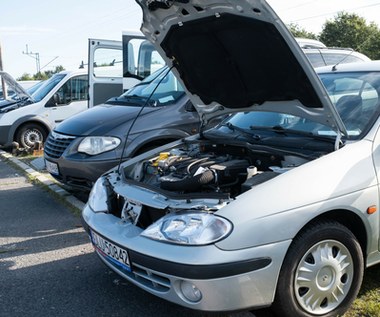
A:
[273,221,364,317]
[16,123,47,150]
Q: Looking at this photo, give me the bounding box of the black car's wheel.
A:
[273,221,364,317]
[16,123,47,149]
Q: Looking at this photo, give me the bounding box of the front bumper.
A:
[45,154,121,190]
[82,204,291,312]
[0,125,12,146]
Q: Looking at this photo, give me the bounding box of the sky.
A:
[1,0,380,79]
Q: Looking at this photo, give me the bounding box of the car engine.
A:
[129,141,310,198]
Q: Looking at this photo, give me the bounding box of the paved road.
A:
[0,156,266,317]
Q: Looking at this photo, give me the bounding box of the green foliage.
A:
[16,65,65,81]
[319,12,380,59]
[361,30,380,60]
[18,73,34,81]
[287,23,318,40]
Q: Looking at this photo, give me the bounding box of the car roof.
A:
[316,60,380,73]
[303,48,370,60]
[296,38,326,49]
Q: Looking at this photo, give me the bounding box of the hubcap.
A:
[23,129,43,148]
[294,239,354,315]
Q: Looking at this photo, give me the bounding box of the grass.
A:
[344,265,380,317]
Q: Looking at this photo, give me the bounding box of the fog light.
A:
[180,281,202,302]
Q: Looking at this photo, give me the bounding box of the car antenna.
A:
[331,48,354,71]
[116,66,174,176]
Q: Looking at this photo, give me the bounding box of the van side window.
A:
[56,75,88,105]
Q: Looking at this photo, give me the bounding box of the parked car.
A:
[295,37,326,49]
[44,66,209,190]
[82,1,380,316]
[303,47,370,67]
[294,37,370,68]
[0,69,88,149]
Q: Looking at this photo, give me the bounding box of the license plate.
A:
[45,159,59,175]
[90,229,131,272]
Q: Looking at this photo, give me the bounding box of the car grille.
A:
[131,262,171,292]
[100,253,171,293]
[44,131,76,159]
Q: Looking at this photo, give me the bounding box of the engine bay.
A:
[127,140,313,198]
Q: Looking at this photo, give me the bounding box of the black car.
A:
[44,67,212,190]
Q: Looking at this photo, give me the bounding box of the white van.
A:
[0,69,88,149]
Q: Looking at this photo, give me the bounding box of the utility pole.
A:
[0,43,3,71]
[22,44,40,74]
[0,42,7,100]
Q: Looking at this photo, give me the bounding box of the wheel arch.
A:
[128,128,191,157]
[295,209,367,260]
[12,116,52,143]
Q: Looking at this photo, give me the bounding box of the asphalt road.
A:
[0,156,267,317]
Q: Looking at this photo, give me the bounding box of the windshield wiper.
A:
[223,122,261,140]
[107,95,158,107]
[250,125,335,142]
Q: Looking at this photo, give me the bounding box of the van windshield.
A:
[112,67,185,106]
[31,74,66,102]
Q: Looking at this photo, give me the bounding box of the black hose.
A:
[161,169,215,192]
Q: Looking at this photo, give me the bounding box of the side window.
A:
[71,76,88,101]
[93,48,123,78]
[304,53,325,67]
[56,75,88,105]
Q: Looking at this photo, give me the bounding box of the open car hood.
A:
[136,0,346,135]
[0,71,32,100]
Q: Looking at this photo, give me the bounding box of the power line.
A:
[281,1,316,12]
[290,2,380,23]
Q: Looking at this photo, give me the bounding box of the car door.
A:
[48,74,89,124]
[88,31,165,108]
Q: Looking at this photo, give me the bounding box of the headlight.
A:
[141,212,232,245]
[78,136,121,155]
[88,177,108,212]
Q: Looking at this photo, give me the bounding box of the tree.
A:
[287,23,318,40]
[18,73,34,81]
[319,12,380,59]
[17,65,66,81]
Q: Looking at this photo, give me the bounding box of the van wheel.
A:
[16,123,47,149]
[272,221,363,317]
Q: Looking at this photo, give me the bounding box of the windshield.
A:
[31,73,66,102]
[27,81,44,95]
[216,71,380,142]
[224,111,334,137]
[319,71,380,139]
[118,66,185,106]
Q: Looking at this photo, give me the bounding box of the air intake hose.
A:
[161,169,215,192]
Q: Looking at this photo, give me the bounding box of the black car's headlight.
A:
[78,136,121,155]
[141,212,232,245]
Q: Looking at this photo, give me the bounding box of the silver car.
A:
[82,1,380,316]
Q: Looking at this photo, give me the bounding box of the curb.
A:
[0,150,85,211]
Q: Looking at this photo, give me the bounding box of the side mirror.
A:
[45,93,60,107]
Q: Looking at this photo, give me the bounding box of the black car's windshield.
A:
[115,66,185,106]
[318,71,380,140]
[31,73,66,102]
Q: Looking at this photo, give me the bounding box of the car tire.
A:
[272,221,364,317]
[16,123,47,150]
